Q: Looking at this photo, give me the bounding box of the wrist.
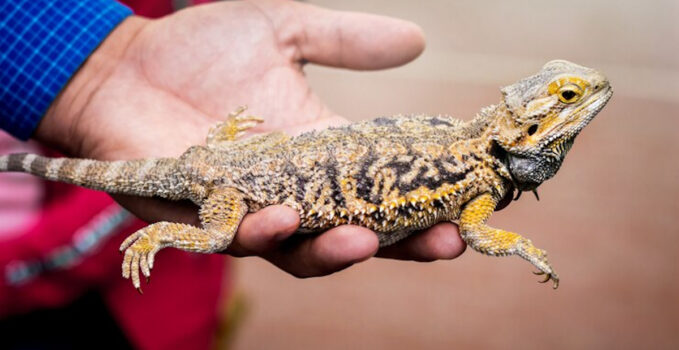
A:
[36,16,149,155]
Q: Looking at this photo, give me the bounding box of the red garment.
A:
[122,0,215,18]
[0,1,227,349]
[121,0,173,18]
[0,181,228,349]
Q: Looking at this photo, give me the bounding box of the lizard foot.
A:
[207,105,264,144]
[517,241,560,289]
[118,218,241,293]
[120,226,167,293]
[525,246,559,289]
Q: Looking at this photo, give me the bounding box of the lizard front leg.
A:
[120,187,248,292]
[459,193,559,288]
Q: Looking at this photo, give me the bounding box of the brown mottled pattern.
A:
[0,60,612,290]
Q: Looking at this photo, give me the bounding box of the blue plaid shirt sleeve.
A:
[0,1,132,140]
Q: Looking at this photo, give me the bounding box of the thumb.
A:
[265,1,426,70]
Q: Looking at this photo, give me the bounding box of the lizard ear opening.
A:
[527,124,538,136]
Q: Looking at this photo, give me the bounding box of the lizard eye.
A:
[558,85,582,104]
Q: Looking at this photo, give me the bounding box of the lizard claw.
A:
[535,270,559,289]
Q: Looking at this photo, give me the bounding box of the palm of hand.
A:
[81,1,340,161]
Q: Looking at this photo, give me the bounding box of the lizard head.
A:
[492,59,612,192]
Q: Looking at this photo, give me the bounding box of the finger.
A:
[376,222,466,261]
[268,225,379,278]
[267,1,425,70]
[227,205,301,256]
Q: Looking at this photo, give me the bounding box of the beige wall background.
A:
[233,1,679,349]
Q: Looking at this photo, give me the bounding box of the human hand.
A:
[36,0,467,277]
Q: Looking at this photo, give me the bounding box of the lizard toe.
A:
[122,248,133,279]
[131,251,141,291]
[120,231,141,252]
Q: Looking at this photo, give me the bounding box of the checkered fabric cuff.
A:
[0,0,132,140]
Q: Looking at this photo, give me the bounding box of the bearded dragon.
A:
[0,60,612,291]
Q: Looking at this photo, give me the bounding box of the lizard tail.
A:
[0,153,184,198]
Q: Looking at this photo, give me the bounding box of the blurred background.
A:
[232,0,679,349]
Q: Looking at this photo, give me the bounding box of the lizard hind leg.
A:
[120,187,248,292]
[459,193,559,288]
[206,105,264,145]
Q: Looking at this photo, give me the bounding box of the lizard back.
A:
[193,112,508,245]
